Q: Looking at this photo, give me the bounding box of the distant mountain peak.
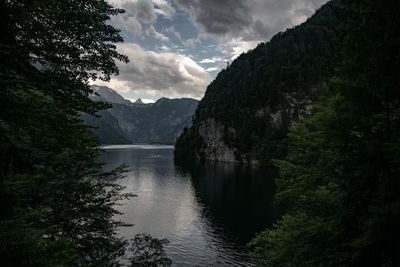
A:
[135,98,144,104]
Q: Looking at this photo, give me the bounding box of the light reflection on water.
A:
[101,144,174,150]
[101,145,279,266]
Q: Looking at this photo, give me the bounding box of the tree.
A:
[249,0,400,265]
[129,234,172,267]
[0,0,137,265]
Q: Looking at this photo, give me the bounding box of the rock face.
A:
[175,1,341,164]
[83,86,198,144]
[198,119,237,163]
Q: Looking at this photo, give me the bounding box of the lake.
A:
[101,144,279,266]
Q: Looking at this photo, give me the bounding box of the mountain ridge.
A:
[83,86,198,144]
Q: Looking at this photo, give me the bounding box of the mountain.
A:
[91,85,132,105]
[134,98,144,104]
[83,86,198,144]
[174,1,342,164]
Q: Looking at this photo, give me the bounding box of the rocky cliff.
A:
[198,119,237,163]
[174,1,341,164]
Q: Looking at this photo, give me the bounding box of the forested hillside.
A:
[175,1,341,164]
[249,0,400,265]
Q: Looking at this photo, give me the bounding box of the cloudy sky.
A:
[96,0,328,103]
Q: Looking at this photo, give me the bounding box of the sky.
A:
[95,0,328,103]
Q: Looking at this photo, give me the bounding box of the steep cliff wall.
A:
[175,1,341,164]
[198,119,238,163]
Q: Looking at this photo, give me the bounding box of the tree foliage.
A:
[129,234,172,267]
[0,0,140,265]
[249,0,400,265]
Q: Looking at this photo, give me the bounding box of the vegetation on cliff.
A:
[175,1,342,163]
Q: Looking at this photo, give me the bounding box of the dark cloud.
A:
[179,0,251,36]
[173,0,328,41]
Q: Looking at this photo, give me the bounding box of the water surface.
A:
[101,144,279,266]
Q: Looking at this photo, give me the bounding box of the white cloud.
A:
[100,43,212,99]
[108,0,176,21]
[146,25,168,41]
[127,98,155,103]
[206,67,218,72]
[165,26,200,48]
[123,0,157,23]
[95,79,132,93]
[111,14,142,35]
[159,45,170,51]
[217,39,260,60]
[182,38,200,49]
[165,26,181,39]
[153,0,176,19]
[199,56,227,64]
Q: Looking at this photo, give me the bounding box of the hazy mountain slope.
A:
[175,1,342,163]
[84,87,198,144]
[82,110,130,144]
[91,85,132,105]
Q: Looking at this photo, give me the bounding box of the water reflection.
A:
[101,145,279,266]
[177,162,280,244]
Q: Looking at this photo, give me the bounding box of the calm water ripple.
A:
[100,145,279,266]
